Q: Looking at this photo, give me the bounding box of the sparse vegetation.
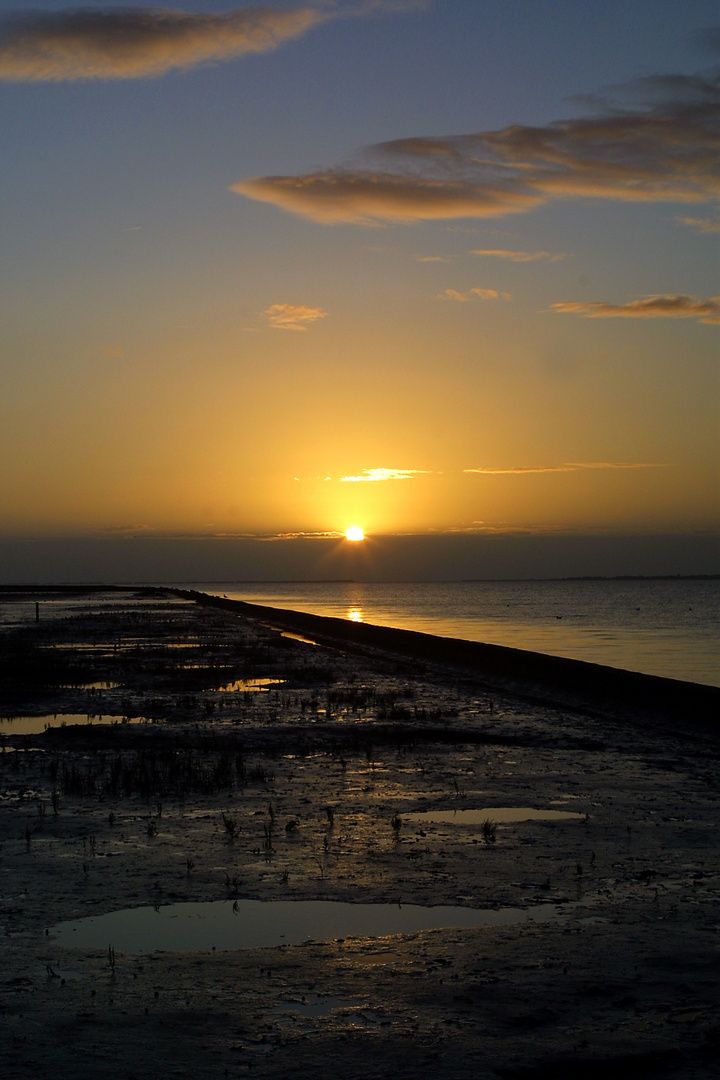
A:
[481,818,497,844]
[221,812,238,838]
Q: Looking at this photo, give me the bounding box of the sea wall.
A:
[178,590,719,734]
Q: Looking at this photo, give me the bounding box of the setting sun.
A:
[345,526,365,542]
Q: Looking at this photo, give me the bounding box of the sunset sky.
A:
[0,1,718,580]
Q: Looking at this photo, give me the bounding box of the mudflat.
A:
[1,588,718,1079]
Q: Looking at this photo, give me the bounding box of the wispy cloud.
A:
[340,467,431,482]
[465,462,668,475]
[551,295,720,325]
[234,56,720,222]
[416,254,451,263]
[263,303,328,330]
[471,249,567,262]
[0,4,376,81]
[438,287,511,302]
[676,215,720,233]
[103,345,125,360]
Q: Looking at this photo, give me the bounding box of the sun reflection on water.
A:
[347,608,363,623]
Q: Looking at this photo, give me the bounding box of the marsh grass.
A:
[481,819,497,844]
[221,812,238,838]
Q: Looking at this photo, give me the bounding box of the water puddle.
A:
[50,898,561,952]
[274,627,319,647]
[42,643,141,652]
[0,746,46,754]
[406,807,586,825]
[215,678,285,693]
[60,682,121,691]
[0,715,158,736]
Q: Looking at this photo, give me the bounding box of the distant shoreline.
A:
[2,574,717,591]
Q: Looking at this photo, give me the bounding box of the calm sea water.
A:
[192,579,720,688]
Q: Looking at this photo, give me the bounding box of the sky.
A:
[0,0,718,581]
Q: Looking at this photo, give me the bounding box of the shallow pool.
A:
[405,807,586,825]
[215,678,285,692]
[51,898,561,952]
[0,714,157,736]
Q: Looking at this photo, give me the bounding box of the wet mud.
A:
[1,588,719,1078]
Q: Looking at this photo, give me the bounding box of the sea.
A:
[2,579,716,689]
[190,578,720,689]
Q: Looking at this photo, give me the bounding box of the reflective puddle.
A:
[0,715,158,736]
[216,678,285,692]
[406,807,586,825]
[61,682,121,691]
[50,898,561,952]
[272,627,319,647]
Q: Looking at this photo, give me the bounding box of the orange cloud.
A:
[471,249,567,262]
[103,345,125,359]
[340,468,431,482]
[234,65,720,223]
[465,462,668,475]
[0,7,328,81]
[676,215,720,234]
[438,287,511,302]
[0,3,428,81]
[263,303,328,330]
[551,295,720,325]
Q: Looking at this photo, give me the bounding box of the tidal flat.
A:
[1,587,719,1079]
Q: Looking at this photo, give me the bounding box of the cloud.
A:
[551,295,720,325]
[416,254,451,262]
[676,215,720,233]
[0,6,330,81]
[470,249,567,262]
[99,523,159,535]
[233,60,720,223]
[0,2,426,81]
[263,303,328,330]
[340,467,431,482]
[438,287,511,302]
[465,462,667,475]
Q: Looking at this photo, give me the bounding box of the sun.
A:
[345,526,365,542]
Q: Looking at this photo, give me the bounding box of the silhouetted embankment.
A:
[177,589,719,735]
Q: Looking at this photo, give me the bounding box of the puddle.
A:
[60,682,121,691]
[42,643,141,652]
[406,807,586,825]
[50,898,561,952]
[215,678,285,692]
[273,627,319,647]
[0,715,158,736]
[0,746,46,753]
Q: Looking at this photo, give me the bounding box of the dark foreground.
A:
[1,587,719,1079]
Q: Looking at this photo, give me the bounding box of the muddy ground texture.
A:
[1,587,719,1079]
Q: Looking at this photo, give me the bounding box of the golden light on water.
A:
[345,526,365,542]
